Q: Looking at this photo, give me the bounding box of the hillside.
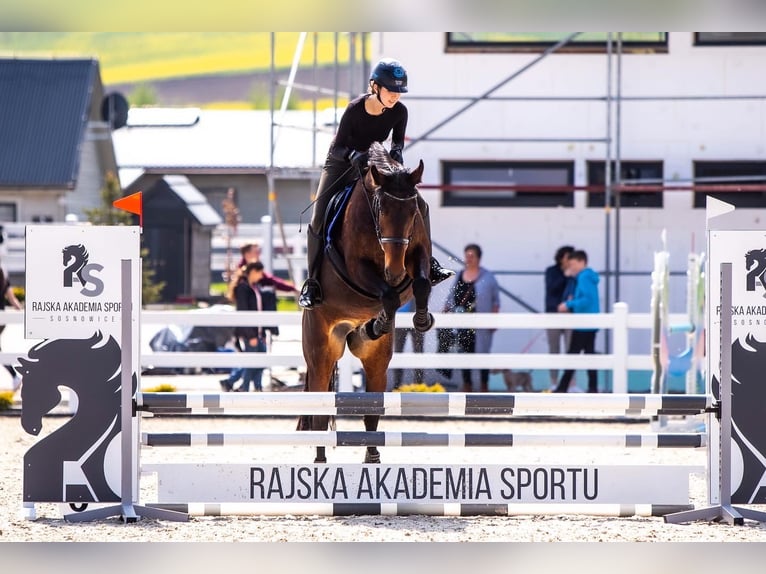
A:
[0,32,368,107]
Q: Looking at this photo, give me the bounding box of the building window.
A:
[446,33,668,54]
[587,161,664,208]
[693,161,766,208]
[0,203,16,222]
[694,33,766,46]
[442,161,574,207]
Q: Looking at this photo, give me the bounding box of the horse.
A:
[18,331,129,503]
[300,142,434,464]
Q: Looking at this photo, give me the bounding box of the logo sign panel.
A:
[24,225,140,339]
[708,230,766,504]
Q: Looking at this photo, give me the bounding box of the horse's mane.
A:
[367,142,406,176]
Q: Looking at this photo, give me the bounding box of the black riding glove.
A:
[390,146,403,164]
[349,150,369,169]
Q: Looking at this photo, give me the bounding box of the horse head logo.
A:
[63,244,89,287]
[713,334,766,503]
[19,331,127,503]
[62,244,104,297]
[745,249,766,296]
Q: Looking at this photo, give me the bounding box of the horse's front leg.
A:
[411,276,434,332]
[363,288,400,340]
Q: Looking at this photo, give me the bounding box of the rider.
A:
[298,57,454,310]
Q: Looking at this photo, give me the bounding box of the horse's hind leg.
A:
[363,415,381,463]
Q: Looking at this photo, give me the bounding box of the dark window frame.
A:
[441,160,575,208]
[445,33,668,54]
[586,160,664,208]
[693,161,766,209]
[694,33,766,46]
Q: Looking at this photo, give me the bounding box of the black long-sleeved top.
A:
[328,94,408,160]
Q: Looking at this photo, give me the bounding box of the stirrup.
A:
[299,279,323,310]
[429,258,455,286]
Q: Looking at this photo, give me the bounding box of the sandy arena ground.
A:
[3,394,766,544]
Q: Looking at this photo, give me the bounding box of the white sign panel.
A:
[146,463,699,506]
[708,229,766,505]
[24,225,140,339]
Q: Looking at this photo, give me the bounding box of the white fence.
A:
[0,303,692,394]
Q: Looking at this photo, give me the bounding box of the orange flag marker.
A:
[113,191,143,227]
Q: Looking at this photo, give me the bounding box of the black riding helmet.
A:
[369,58,408,93]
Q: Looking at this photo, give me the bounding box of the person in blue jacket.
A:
[553,250,601,393]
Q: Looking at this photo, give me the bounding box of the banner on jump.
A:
[708,229,766,504]
[145,463,701,505]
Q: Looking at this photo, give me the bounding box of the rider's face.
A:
[377,86,401,108]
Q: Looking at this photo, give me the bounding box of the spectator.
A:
[221,243,296,391]
[553,250,601,393]
[228,262,268,392]
[0,267,22,392]
[392,298,425,389]
[544,245,575,388]
[437,244,500,392]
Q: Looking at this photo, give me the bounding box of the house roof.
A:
[144,175,223,227]
[0,58,101,188]
[113,107,336,186]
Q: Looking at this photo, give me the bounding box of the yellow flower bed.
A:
[0,390,14,410]
[142,383,177,393]
[394,382,446,393]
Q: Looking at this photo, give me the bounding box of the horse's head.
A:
[18,332,122,435]
[366,144,425,286]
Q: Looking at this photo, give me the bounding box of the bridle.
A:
[360,169,419,248]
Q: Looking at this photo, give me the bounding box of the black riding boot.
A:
[419,197,455,285]
[299,225,324,309]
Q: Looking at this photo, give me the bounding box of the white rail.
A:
[1,303,693,394]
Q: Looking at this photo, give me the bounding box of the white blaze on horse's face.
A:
[369,161,425,286]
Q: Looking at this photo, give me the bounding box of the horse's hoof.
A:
[413,313,434,333]
[314,457,327,464]
[364,453,381,464]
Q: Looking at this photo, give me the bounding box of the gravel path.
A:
[3,411,766,543]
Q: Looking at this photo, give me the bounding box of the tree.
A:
[85,172,166,304]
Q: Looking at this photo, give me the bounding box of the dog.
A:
[491,369,534,393]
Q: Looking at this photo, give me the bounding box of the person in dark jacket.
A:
[229,262,269,392]
[298,57,453,310]
[544,245,575,387]
[553,250,601,393]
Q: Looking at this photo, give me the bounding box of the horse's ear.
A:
[369,164,383,187]
[408,160,424,186]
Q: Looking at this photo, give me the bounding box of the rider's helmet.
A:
[369,58,408,93]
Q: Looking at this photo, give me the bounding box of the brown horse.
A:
[300,142,434,463]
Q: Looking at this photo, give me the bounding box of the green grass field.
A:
[0,32,367,85]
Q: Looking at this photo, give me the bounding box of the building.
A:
[366,32,766,360]
[0,57,118,281]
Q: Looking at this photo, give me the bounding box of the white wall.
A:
[370,32,766,314]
